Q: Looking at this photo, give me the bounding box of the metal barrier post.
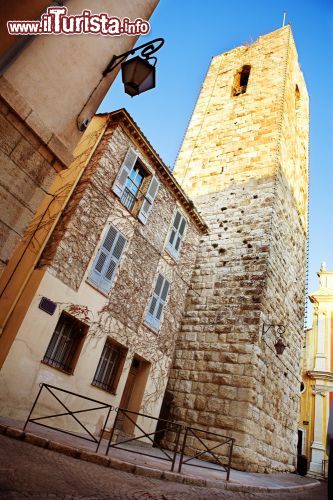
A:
[105,407,120,456]
[178,426,188,473]
[23,383,44,431]
[226,438,234,481]
[96,405,113,453]
[171,424,182,472]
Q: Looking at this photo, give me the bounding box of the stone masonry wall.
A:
[166,27,309,472]
[0,97,63,276]
[39,121,201,361]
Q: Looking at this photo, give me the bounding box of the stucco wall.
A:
[3,0,159,153]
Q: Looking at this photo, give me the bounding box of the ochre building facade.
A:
[299,263,333,477]
[166,26,309,472]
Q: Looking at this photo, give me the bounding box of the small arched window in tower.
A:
[295,84,300,110]
[232,65,251,96]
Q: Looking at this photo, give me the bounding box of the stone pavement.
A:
[0,416,321,496]
[0,434,328,500]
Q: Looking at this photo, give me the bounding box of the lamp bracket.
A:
[103,38,164,76]
[262,323,285,337]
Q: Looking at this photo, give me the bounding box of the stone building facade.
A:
[299,263,333,477]
[0,0,159,368]
[165,26,309,472]
[0,109,206,434]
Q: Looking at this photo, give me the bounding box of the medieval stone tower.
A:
[166,27,309,472]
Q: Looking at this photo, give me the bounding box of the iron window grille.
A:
[92,340,126,393]
[42,312,86,374]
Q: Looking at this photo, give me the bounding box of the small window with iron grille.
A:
[92,339,127,393]
[42,312,86,374]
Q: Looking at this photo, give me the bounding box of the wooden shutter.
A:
[89,225,127,293]
[145,273,170,330]
[166,210,187,258]
[112,148,138,198]
[138,175,160,224]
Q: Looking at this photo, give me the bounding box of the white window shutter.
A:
[145,274,170,330]
[112,148,138,198]
[89,225,126,293]
[138,176,160,225]
[166,210,187,258]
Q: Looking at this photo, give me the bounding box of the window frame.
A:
[165,209,187,260]
[87,223,127,295]
[92,338,127,394]
[42,311,87,375]
[144,272,170,333]
[232,65,251,96]
[112,147,160,224]
[120,159,149,213]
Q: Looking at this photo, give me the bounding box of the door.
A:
[115,358,140,431]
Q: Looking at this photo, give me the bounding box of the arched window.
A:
[232,65,251,96]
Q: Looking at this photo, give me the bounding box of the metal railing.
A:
[23,383,113,452]
[120,187,137,211]
[105,407,182,472]
[178,426,234,481]
[23,383,235,479]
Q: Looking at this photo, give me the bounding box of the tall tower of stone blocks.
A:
[167,27,309,472]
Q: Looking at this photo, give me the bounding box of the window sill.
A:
[143,320,160,336]
[41,360,74,375]
[91,382,117,396]
[85,279,110,298]
[165,246,180,263]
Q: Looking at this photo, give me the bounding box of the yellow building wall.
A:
[299,267,333,475]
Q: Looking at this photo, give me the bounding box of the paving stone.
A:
[134,465,163,479]
[47,440,80,458]
[109,456,136,473]
[79,450,110,467]
[24,432,49,448]
[5,427,24,440]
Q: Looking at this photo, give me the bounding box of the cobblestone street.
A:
[0,435,328,500]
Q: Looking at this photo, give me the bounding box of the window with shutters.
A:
[112,147,160,224]
[166,210,187,259]
[145,273,170,331]
[42,312,87,374]
[92,339,127,394]
[88,224,127,294]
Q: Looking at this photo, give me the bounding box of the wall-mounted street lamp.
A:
[262,323,287,355]
[102,38,165,97]
[77,38,164,130]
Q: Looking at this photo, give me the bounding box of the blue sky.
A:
[99,0,333,325]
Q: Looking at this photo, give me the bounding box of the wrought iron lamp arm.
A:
[262,323,285,336]
[102,37,165,76]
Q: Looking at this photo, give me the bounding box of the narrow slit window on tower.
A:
[232,65,251,96]
[295,84,300,110]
